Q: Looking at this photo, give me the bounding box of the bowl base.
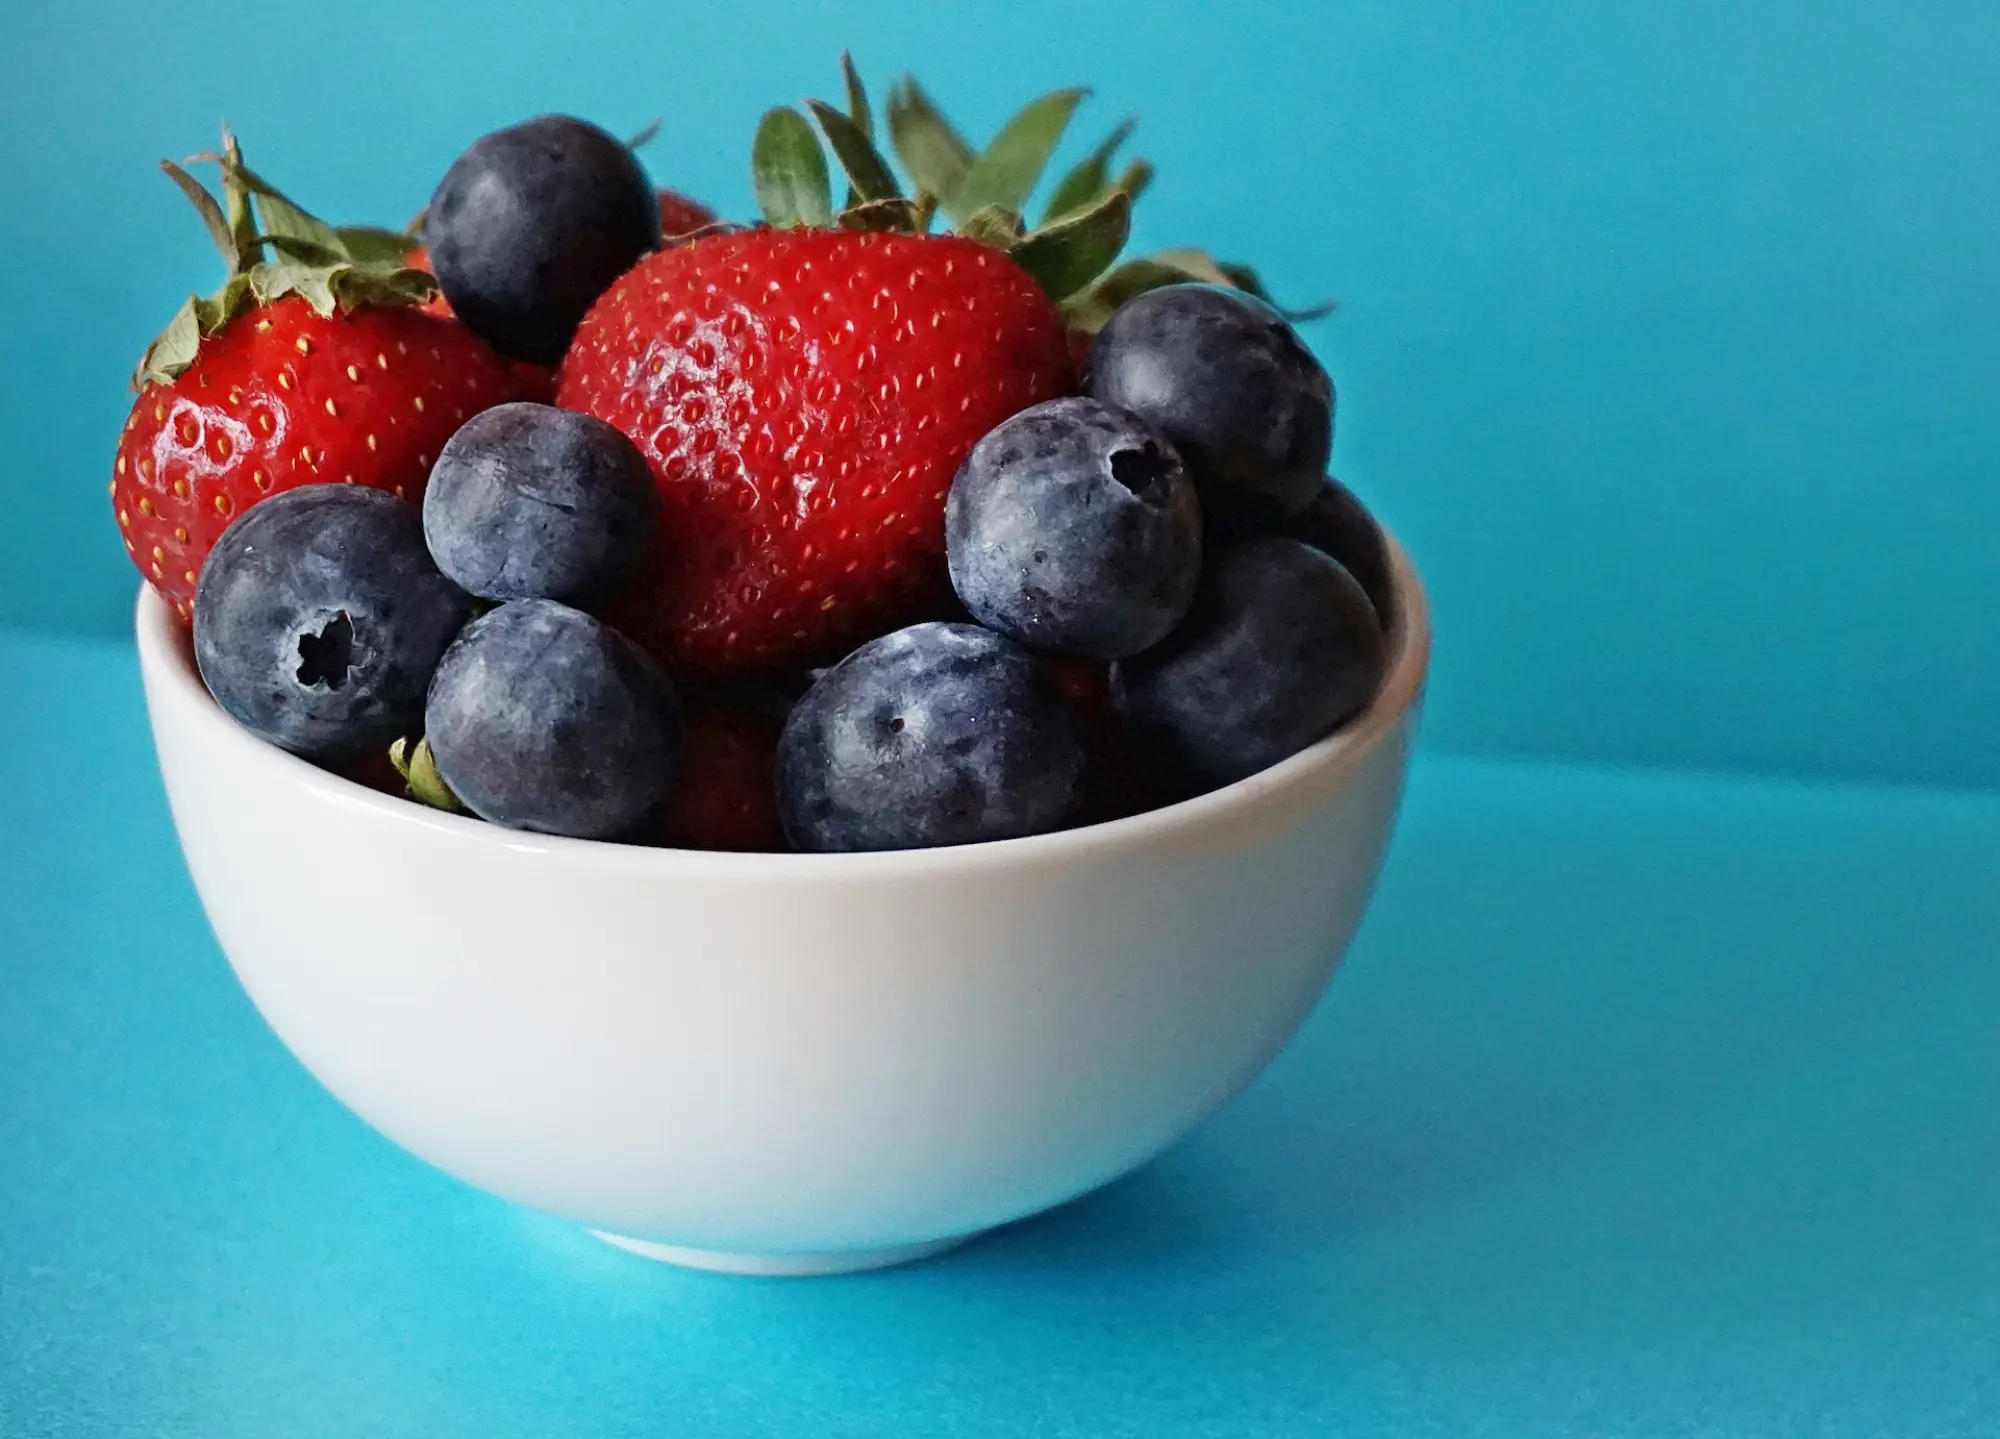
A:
[589,1229,971,1276]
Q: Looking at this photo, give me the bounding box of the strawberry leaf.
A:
[389,737,467,814]
[159,160,239,273]
[1146,247,1232,286]
[1093,257,1193,301]
[233,162,348,262]
[753,107,833,228]
[133,272,257,388]
[1008,188,1130,302]
[887,78,975,216]
[837,196,926,232]
[282,265,338,315]
[1042,117,1136,224]
[1114,158,1154,205]
[1059,256,1191,333]
[805,99,900,203]
[258,233,345,267]
[1145,248,1336,321]
[958,204,1026,249]
[187,129,262,263]
[1215,259,1336,320]
[954,87,1088,219]
[135,298,202,388]
[336,225,421,266]
[1215,260,1268,298]
[842,52,873,140]
[136,130,445,388]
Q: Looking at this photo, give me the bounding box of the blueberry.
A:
[776,623,1086,852]
[423,402,658,606]
[1111,538,1385,795]
[1279,476,1394,626]
[425,599,682,840]
[1085,284,1331,530]
[194,485,474,761]
[946,397,1202,660]
[426,116,660,364]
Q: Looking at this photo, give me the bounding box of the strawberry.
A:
[112,135,540,620]
[400,242,458,320]
[653,704,786,851]
[554,58,1301,678]
[654,189,719,240]
[558,226,1071,676]
[1037,656,1158,824]
[1064,325,1095,379]
[1041,655,1109,726]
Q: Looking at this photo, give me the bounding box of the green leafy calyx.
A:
[388,737,468,815]
[135,131,439,389]
[748,60,1327,329]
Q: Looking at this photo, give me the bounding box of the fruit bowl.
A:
[137,535,1424,1271]
[138,527,1427,1276]
[112,60,1423,1277]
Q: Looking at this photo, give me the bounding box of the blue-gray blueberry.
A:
[193,485,473,761]
[1279,475,1394,626]
[946,397,1201,660]
[425,599,682,840]
[1084,283,1331,530]
[423,401,658,606]
[425,115,660,364]
[776,622,1087,852]
[1111,537,1384,794]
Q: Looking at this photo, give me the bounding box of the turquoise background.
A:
[6,4,2000,1436]
[4,0,1999,783]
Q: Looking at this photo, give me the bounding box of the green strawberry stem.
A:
[951,88,1088,219]
[1044,117,1136,223]
[752,58,1330,330]
[388,737,468,814]
[135,131,439,389]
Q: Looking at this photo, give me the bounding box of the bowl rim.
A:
[139,533,1431,880]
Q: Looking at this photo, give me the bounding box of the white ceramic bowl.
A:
[137,539,1430,1276]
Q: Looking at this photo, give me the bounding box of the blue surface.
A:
[6,628,1999,1436]
[7,3,2000,1428]
[5,2,2000,783]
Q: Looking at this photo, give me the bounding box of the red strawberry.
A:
[558,227,1072,677]
[400,242,458,320]
[1042,655,1109,726]
[655,189,719,240]
[653,705,786,851]
[1064,325,1095,380]
[113,137,540,621]
[1038,656,1159,825]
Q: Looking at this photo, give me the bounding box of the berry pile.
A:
[116,60,1399,852]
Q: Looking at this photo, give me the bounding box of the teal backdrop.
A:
[3,1,1997,784]
[8,7,2000,1437]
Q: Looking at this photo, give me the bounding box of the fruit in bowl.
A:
[121,60,1430,1272]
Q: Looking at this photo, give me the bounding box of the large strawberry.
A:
[559,226,1070,675]
[654,703,786,851]
[557,61,1309,677]
[655,189,721,240]
[112,134,540,620]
